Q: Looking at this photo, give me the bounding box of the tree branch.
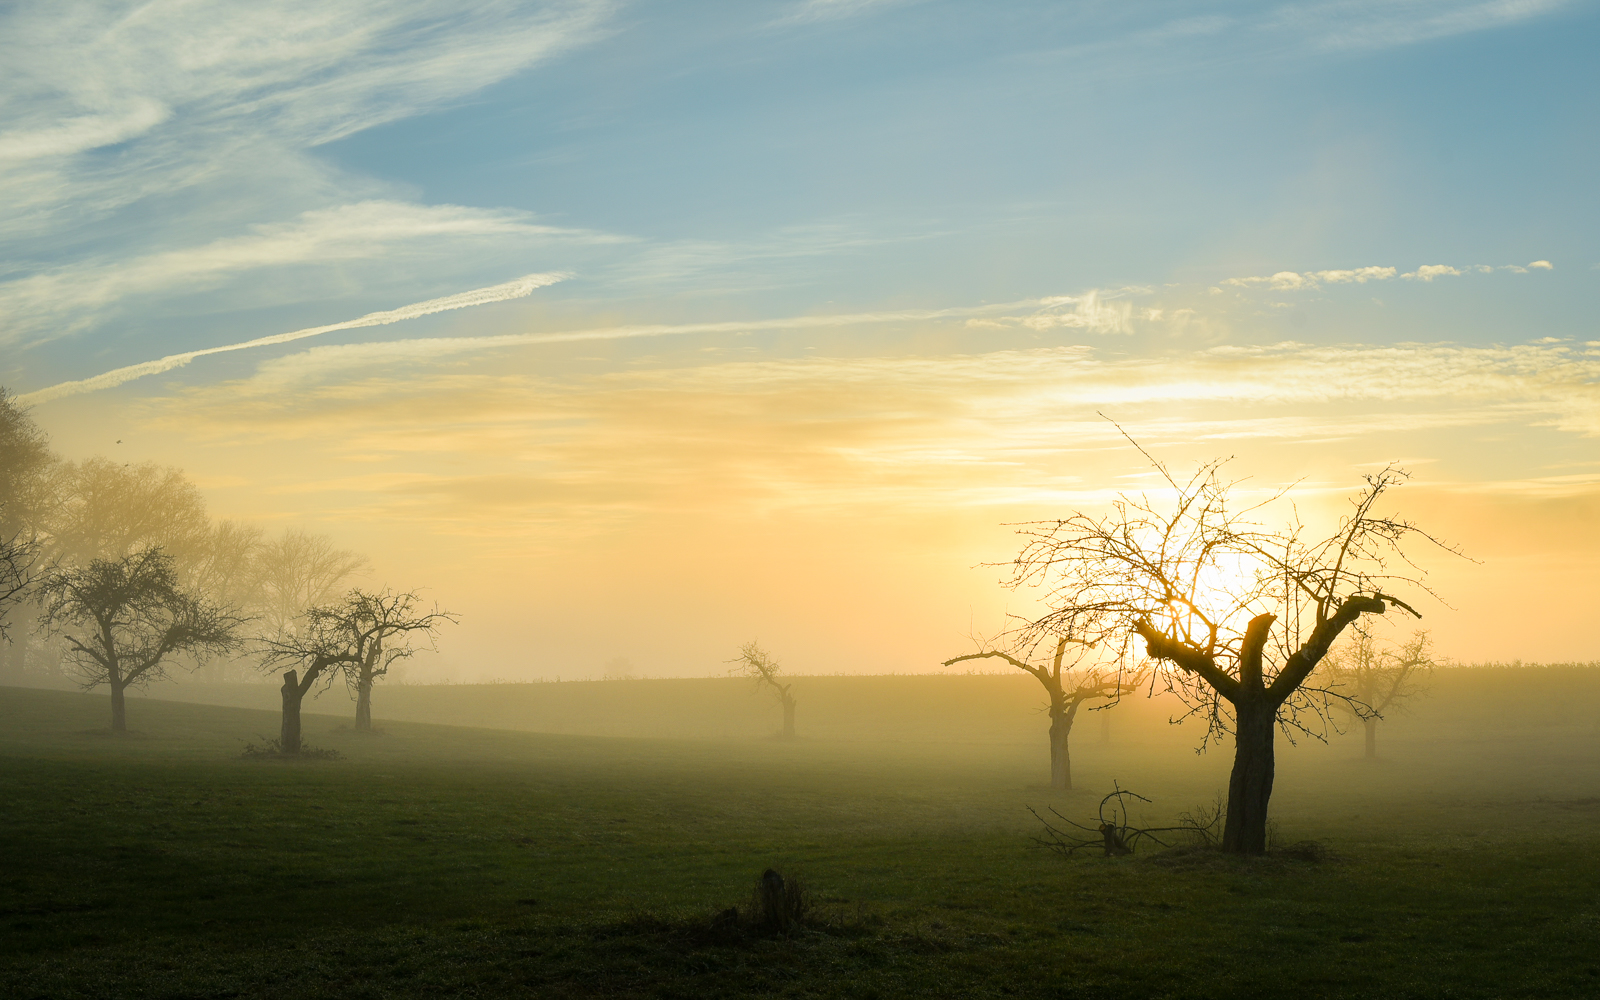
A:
[1134,618,1240,702]
[1267,594,1386,705]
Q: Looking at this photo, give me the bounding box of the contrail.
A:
[251,295,1082,374]
[17,272,569,406]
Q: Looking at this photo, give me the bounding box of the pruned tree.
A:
[730,641,796,739]
[41,548,244,732]
[945,636,1142,790]
[1000,447,1454,854]
[1324,627,1434,759]
[258,616,357,756]
[260,587,455,751]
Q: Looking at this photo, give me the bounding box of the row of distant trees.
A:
[0,388,454,748]
[735,621,1428,796]
[730,446,1449,859]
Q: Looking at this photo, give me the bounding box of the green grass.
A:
[3,681,1600,998]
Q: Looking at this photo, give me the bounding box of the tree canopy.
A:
[41,548,244,730]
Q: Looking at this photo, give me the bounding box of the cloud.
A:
[135,334,1600,531]
[0,201,606,343]
[17,272,568,405]
[605,221,945,294]
[22,290,1087,405]
[1287,0,1576,52]
[1403,264,1462,281]
[0,2,612,232]
[1031,0,1573,89]
[1222,261,1553,291]
[966,289,1139,335]
[1223,266,1397,290]
[0,96,172,161]
[164,294,1082,390]
[0,2,617,365]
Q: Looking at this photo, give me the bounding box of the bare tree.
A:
[50,458,212,565]
[41,548,244,732]
[0,388,54,535]
[0,522,38,642]
[339,589,457,730]
[945,636,1141,790]
[261,588,454,751]
[1324,627,1434,759]
[186,520,266,610]
[1001,450,1453,854]
[730,641,797,739]
[0,388,57,671]
[253,529,369,637]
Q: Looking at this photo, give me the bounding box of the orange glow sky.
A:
[7,3,1598,677]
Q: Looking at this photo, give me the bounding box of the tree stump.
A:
[759,868,787,931]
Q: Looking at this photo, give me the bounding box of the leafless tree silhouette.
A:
[999,442,1456,854]
[339,589,457,730]
[945,636,1142,790]
[253,529,369,637]
[50,458,212,565]
[261,588,455,751]
[731,641,796,739]
[1324,627,1434,759]
[41,548,244,731]
[0,389,56,670]
[0,524,38,642]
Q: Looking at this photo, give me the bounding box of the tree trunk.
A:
[781,697,795,738]
[355,675,372,730]
[1222,697,1275,854]
[110,679,127,733]
[1,613,19,674]
[1363,716,1377,759]
[280,670,303,754]
[1049,711,1072,790]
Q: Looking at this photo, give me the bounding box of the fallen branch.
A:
[1029,783,1219,856]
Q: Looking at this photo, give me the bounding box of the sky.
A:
[3,0,1597,679]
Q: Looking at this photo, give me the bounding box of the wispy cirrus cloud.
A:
[0,2,614,236]
[966,289,1142,335]
[1028,1,1577,96]
[53,248,1565,405]
[1221,260,1553,291]
[1279,0,1577,52]
[0,201,610,344]
[0,1,618,369]
[140,336,1600,529]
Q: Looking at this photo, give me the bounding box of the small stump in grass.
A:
[708,868,811,940]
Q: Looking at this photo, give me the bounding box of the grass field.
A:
[3,672,1600,998]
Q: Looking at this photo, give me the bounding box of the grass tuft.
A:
[239,737,343,760]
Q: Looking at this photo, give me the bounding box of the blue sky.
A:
[4,1,1597,674]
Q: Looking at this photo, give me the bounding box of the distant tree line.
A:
[1,388,453,743]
